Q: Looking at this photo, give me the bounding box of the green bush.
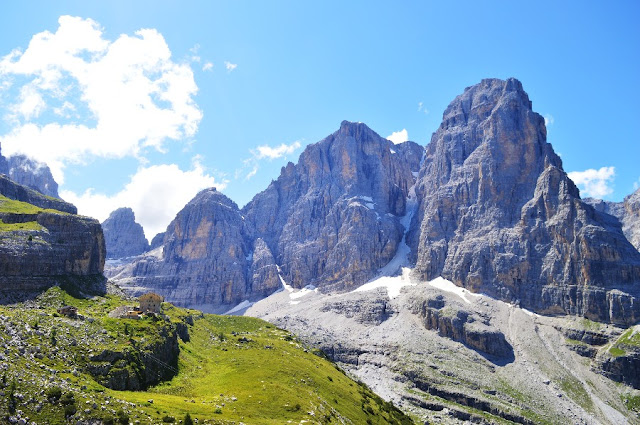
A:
[46,386,62,402]
[116,409,129,425]
[162,415,175,423]
[184,413,194,425]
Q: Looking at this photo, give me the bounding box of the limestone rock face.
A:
[102,208,149,259]
[0,177,105,298]
[243,121,423,291]
[113,188,281,309]
[6,155,59,198]
[585,188,640,252]
[409,78,640,325]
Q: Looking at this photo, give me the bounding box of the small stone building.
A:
[139,292,163,313]
[57,305,77,317]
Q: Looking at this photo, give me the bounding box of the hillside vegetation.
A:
[0,286,413,424]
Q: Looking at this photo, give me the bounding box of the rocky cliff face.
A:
[0,177,105,300]
[0,175,75,214]
[585,188,640,252]
[409,78,640,325]
[102,207,149,259]
[243,121,423,291]
[110,188,281,310]
[6,155,59,198]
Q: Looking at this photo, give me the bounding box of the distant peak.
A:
[337,120,380,140]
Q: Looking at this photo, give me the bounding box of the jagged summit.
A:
[410,77,640,324]
[102,207,149,259]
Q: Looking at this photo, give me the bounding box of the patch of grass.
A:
[0,218,43,232]
[0,287,414,424]
[0,194,68,215]
[559,376,594,413]
[609,346,627,357]
[581,318,602,331]
[621,393,640,413]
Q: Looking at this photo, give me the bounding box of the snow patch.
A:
[224,300,254,315]
[365,202,375,210]
[427,277,482,304]
[390,149,396,154]
[354,267,417,298]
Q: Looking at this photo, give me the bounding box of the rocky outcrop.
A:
[0,177,105,299]
[409,294,513,358]
[0,175,75,214]
[86,323,182,391]
[585,188,640,252]
[111,188,281,309]
[6,155,59,198]
[102,207,149,259]
[595,327,640,389]
[409,78,640,325]
[149,232,165,250]
[243,121,423,291]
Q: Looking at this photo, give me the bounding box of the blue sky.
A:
[0,1,638,238]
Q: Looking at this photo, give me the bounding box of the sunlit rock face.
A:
[409,78,640,325]
[113,188,281,310]
[243,121,423,291]
[0,176,105,298]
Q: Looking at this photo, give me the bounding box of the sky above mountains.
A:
[0,1,638,239]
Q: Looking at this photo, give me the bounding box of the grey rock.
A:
[6,155,59,198]
[408,294,513,358]
[149,232,165,250]
[0,175,75,214]
[0,176,105,299]
[243,121,423,291]
[585,188,640,252]
[409,78,640,325]
[102,208,149,259]
[112,188,281,309]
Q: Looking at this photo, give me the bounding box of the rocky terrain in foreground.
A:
[0,286,412,425]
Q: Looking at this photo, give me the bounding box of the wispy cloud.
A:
[387,129,408,145]
[61,157,224,238]
[224,61,237,72]
[0,16,202,183]
[544,114,554,126]
[568,166,615,199]
[202,62,213,72]
[417,101,429,115]
[240,140,301,180]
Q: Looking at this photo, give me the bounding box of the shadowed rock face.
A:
[102,207,149,259]
[243,121,423,291]
[409,78,640,325]
[586,188,640,252]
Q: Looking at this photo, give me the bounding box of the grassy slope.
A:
[0,287,413,424]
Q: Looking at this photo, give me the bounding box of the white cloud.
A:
[254,141,301,160]
[240,140,301,180]
[60,160,224,239]
[224,61,237,72]
[202,62,213,72]
[544,114,554,126]
[417,101,429,114]
[633,178,639,191]
[0,16,202,183]
[568,166,615,199]
[387,129,409,145]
